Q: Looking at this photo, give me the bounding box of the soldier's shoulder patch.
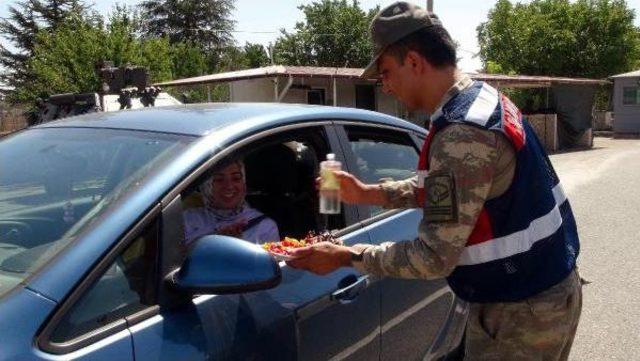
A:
[423,172,458,222]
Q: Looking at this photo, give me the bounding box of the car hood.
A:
[0,287,56,359]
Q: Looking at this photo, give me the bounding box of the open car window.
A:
[179,126,350,246]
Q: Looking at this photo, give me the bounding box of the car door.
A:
[128,123,381,361]
[336,123,458,361]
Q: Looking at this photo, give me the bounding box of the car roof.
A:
[36,103,425,136]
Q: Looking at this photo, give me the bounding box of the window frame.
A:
[333,121,425,222]
[307,88,327,105]
[37,203,162,354]
[622,86,640,106]
[163,121,363,307]
[176,123,360,237]
[355,84,377,111]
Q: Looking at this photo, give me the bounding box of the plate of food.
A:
[262,231,342,261]
[261,237,303,261]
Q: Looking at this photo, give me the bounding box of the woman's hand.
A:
[216,220,247,238]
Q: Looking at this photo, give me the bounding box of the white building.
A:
[610,70,640,136]
[157,66,609,149]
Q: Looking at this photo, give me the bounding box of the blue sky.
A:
[2,0,640,72]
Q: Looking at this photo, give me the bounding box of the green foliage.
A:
[2,0,269,105]
[14,20,104,103]
[242,43,271,69]
[141,39,174,83]
[0,0,92,91]
[103,7,143,69]
[138,0,243,101]
[167,42,267,104]
[485,60,506,75]
[11,7,175,103]
[273,0,378,67]
[477,0,640,79]
[170,42,209,79]
[139,0,235,52]
[217,42,271,71]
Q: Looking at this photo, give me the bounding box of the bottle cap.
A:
[326,153,335,160]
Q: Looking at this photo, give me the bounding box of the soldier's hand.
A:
[316,170,370,204]
[333,171,370,204]
[286,242,352,275]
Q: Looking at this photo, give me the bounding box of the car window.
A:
[49,220,158,343]
[0,128,191,299]
[180,127,347,246]
[345,126,419,217]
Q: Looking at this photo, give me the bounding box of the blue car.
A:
[0,104,467,361]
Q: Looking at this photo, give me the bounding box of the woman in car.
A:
[183,158,280,246]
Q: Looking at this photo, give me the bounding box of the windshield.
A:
[0,128,193,298]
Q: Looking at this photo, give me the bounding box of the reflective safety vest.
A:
[418,81,580,303]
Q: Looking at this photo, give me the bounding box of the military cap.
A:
[361,1,443,79]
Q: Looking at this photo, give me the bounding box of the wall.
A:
[230,78,277,102]
[230,77,404,118]
[594,111,613,130]
[0,103,28,136]
[376,86,399,117]
[526,113,558,152]
[612,77,640,134]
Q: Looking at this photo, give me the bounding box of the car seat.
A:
[244,144,318,238]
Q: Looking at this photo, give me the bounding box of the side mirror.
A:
[168,235,281,294]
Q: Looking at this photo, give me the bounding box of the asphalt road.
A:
[550,137,640,361]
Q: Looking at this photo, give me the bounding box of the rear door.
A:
[336,123,457,361]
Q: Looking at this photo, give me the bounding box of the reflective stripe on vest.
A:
[417,81,557,264]
[458,182,568,265]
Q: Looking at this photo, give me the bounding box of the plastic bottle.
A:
[319,153,342,214]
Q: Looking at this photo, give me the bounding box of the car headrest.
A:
[245,144,298,195]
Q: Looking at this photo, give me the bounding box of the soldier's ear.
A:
[405,50,425,75]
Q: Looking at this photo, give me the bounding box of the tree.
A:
[103,6,173,83]
[242,43,270,68]
[170,41,209,79]
[272,0,378,67]
[216,42,270,71]
[12,8,174,104]
[477,0,640,79]
[0,0,91,92]
[167,42,270,104]
[13,20,105,103]
[139,0,235,53]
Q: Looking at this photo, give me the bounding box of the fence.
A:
[526,113,559,152]
[0,103,28,136]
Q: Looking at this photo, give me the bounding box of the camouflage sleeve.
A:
[352,124,501,279]
[379,176,419,209]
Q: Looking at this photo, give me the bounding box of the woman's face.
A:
[208,162,246,210]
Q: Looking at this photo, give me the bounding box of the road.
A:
[550,137,640,360]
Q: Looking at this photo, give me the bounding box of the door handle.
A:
[331,275,370,304]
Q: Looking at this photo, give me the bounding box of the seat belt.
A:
[243,214,267,232]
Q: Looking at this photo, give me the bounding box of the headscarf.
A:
[199,160,248,222]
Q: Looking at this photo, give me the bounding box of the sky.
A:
[2,0,640,73]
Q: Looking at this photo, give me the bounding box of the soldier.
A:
[287,2,583,360]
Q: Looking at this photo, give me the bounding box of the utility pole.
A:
[427,0,433,12]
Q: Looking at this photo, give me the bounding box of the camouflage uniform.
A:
[350,77,582,360]
[465,269,582,361]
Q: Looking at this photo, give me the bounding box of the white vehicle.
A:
[31,62,181,125]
